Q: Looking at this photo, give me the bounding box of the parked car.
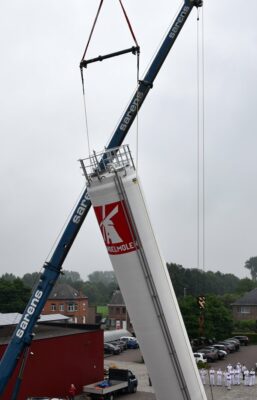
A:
[120,336,139,349]
[193,352,207,364]
[205,346,226,360]
[225,338,240,351]
[191,339,201,352]
[111,340,127,351]
[218,341,236,353]
[198,337,215,345]
[217,349,227,359]
[127,340,139,349]
[104,342,121,355]
[233,335,249,346]
[198,348,219,362]
[120,336,137,342]
[118,339,128,350]
[190,337,216,352]
[213,344,229,354]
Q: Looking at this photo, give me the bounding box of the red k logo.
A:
[94,201,138,255]
[99,204,122,245]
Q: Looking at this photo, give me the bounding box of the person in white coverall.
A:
[234,368,240,385]
[216,369,222,386]
[200,369,206,385]
[244,369,249,386]
[225,372,231,390]
[249,369,255,386]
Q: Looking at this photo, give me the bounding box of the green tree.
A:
[244,257,257,281]
[203,295,233,339]
[80,274,118,306]
[179,295,233,340]
[22,270,83,290]
[88,271,117,285]
[83,271,118,305]
[0,278,31,313]
[236,277,257,294]
[22,272,40,289]
[167,263,240,298]
[57,270,83,290]
[1,273,17,282]
[219,293,240,309]
[59,270,82,283]
[178,295,200,338]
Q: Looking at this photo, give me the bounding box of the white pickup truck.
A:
[83,368,138,400]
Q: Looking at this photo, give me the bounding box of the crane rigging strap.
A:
[118,0,139,47]
[80,0,139,68]
[80,0,141,160]
[80,0,103,63]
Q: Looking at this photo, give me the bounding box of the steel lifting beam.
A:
[80,46,140,68]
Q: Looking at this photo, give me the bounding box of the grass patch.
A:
[97,305,108,317]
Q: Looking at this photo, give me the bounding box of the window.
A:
[122,307,126,314]
[51,304,56,312]
[67,303,78,312]
[109,306,114,316]
[240,307,250,314]
[59,304,64,312]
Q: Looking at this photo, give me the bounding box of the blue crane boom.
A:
[0,0,202,396]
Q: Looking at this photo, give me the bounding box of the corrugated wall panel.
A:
[0,329,103,399]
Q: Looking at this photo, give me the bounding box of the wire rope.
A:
[196,7,206,273]
[201,7,206,272]
[81,73,91,157]
[197,8,200,270]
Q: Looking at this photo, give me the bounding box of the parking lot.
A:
[98,345,257,400]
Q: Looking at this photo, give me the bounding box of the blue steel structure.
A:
[0,0,202,397]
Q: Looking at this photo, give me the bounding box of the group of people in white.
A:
[200,363,256,390]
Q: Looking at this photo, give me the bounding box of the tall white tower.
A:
[80,145,207,400]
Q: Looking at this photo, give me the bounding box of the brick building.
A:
[231,287,257,320]
[42,283,88,324]
[107,290,133,332]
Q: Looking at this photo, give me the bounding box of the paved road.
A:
[208,343,256,371]
[204,344,257,400]
[101,345,257,400]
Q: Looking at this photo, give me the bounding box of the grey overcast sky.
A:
[0,0,257,281]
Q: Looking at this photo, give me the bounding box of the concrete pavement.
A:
[78,345,257,399]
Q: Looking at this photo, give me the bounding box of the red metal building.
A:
[0,320,103,399]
